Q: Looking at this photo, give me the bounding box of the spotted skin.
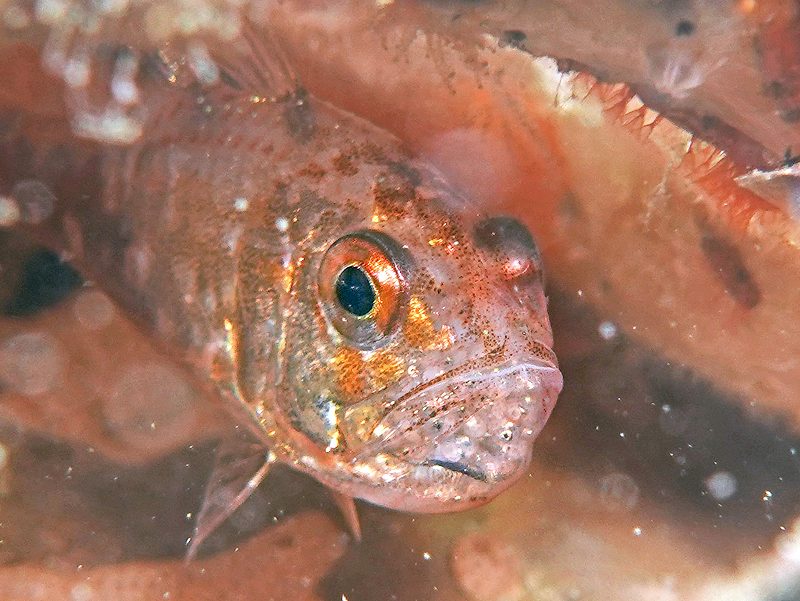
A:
[8,64,562,538]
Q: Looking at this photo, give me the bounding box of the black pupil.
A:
[335,266,376,316]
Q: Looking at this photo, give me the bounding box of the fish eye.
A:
[318,230,410,347]
[335,265,376,316]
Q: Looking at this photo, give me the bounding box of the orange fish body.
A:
[3,38,562,554]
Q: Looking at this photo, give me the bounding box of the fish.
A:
[0,29,562,556]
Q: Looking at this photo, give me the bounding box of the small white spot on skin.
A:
[111,77,139,106]
[125,242,153,286]
[72,109,143,145]
[64,58,90,88]
[233,197,249,212]
[222,224,243,252]
[633,527,642,536]
[187,41,220,86]
[203,289,218,314]
[35,0,68,25]
[0,195,21,227]
[704,471,738,501]
[0,331,64,396]
[275,216,290,233]
[73,289,116,331]
[110,51,139,105]
[173,262,198,305]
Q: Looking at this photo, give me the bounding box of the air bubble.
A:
[704,471,737,501]
[64,57,91,88]
[12,180,56,224]
[3,5,30,29]
[451,533,524,601]
[34,0,68,24]
[93,0,130,16]
[0,331,64,396]
[72,108,143,144]
[72,289,115,330]
[598,320,617,340]
[104,363,196,450]
[188,41,220,86]
[599,472,640,510]
[110,48,139,105]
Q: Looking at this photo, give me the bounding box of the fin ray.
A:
[186,435,275,561]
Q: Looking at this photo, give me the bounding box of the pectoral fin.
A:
[330,490,362,542]
[186,435,275,561]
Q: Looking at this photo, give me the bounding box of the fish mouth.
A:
[326,353,563,512]
[423,458,489,482]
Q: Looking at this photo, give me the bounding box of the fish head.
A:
[281,171,563,512]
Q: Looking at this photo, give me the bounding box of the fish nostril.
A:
[472,216,542,281]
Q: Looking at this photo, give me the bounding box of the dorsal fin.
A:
[209,20,300,100]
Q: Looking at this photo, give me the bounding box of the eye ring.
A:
[318,230,411,347]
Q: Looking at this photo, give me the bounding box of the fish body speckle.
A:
[14,50,561,539]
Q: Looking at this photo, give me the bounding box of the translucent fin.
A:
[211,20,299,100]
[330,490,362,542]
[185,436,275,561]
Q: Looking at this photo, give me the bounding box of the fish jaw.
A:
[284,355,563,513]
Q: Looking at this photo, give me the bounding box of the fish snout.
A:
[346,360,561,509]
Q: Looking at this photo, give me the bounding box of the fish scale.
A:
[2,37,562,558]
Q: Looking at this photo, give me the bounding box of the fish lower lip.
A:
[351,357,560,455]
[423,459,488,482]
